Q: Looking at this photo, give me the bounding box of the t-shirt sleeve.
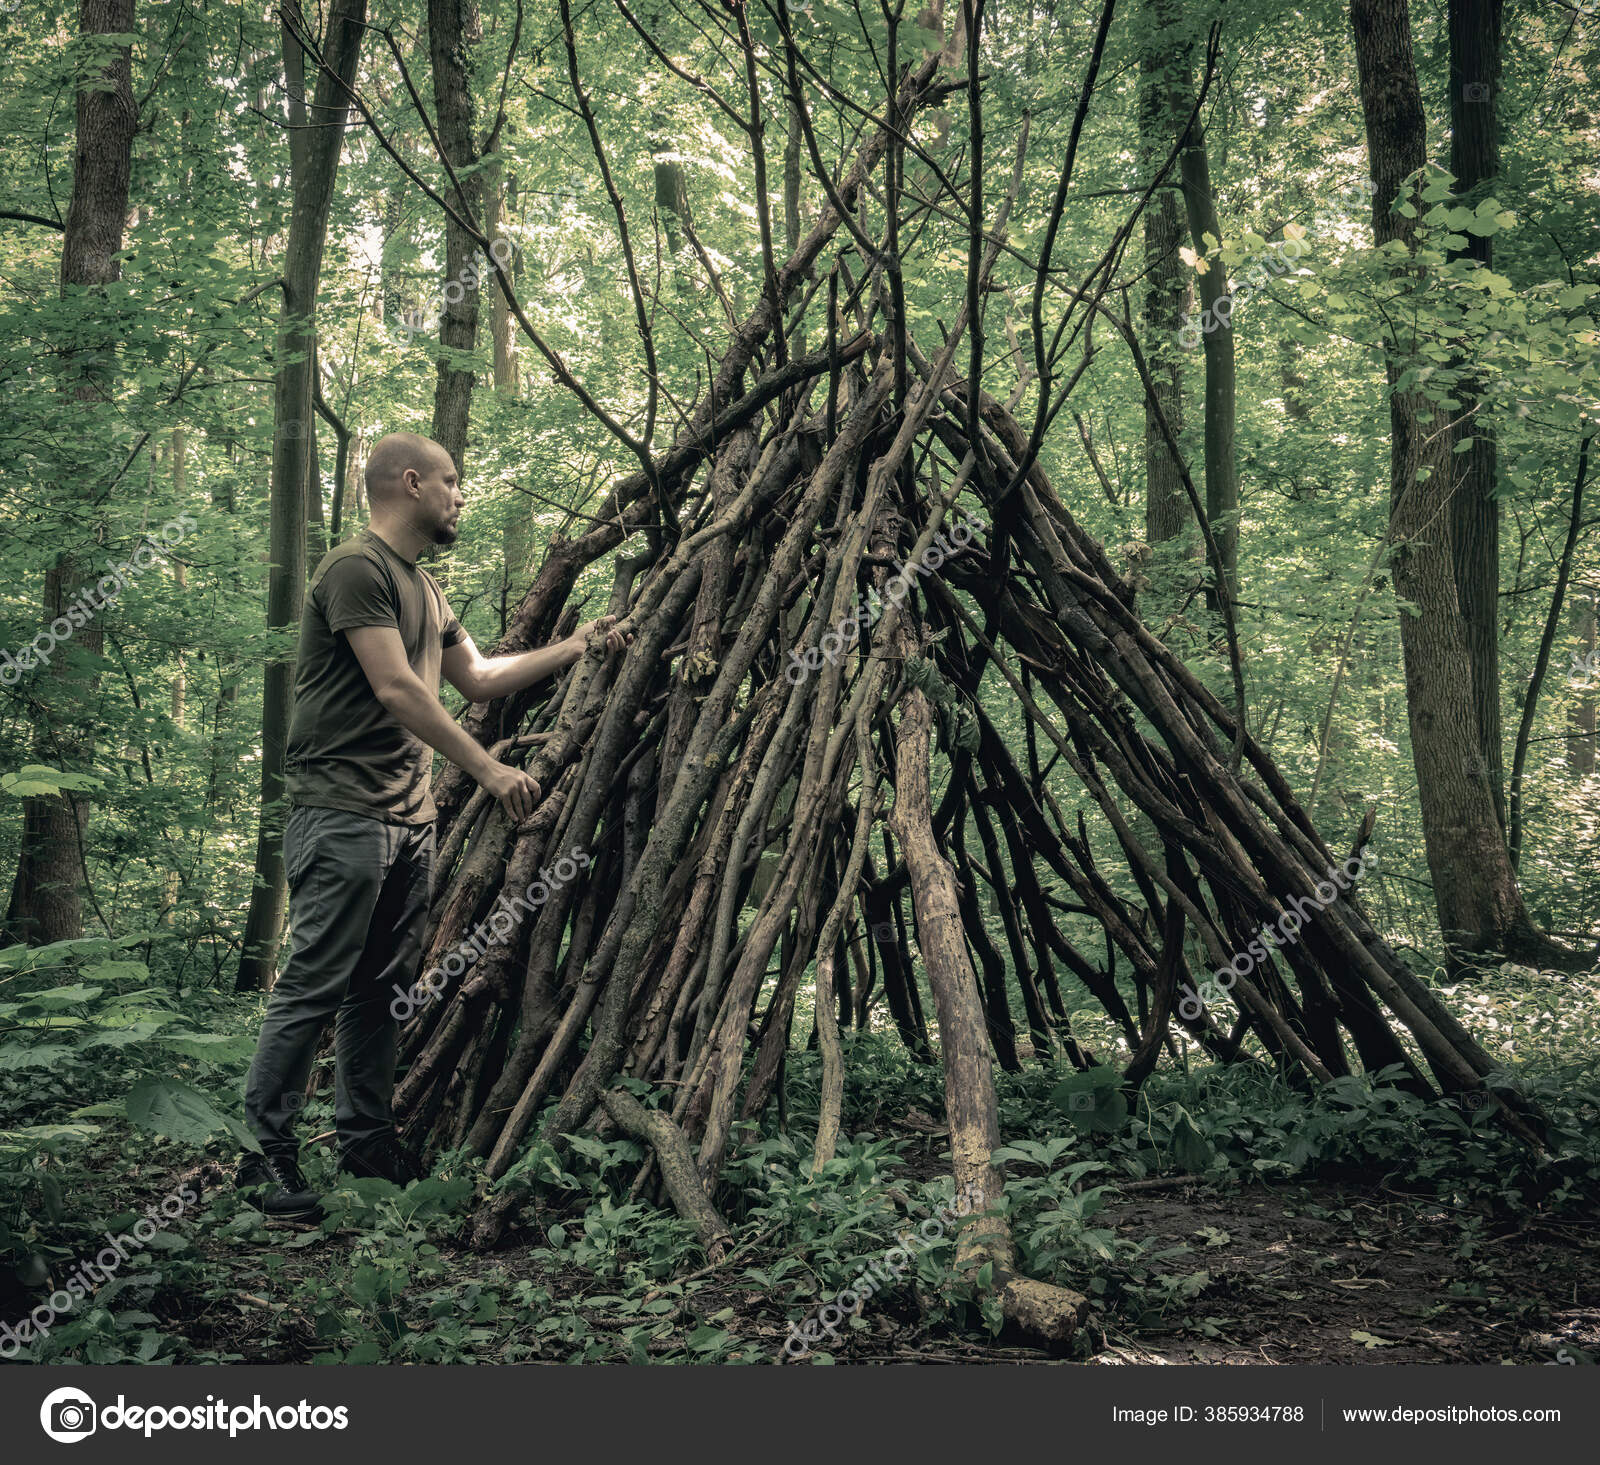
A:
[319,554,399,634]
[432,576,465,647]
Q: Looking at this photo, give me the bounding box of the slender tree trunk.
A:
[170,428,188,733]
[484,145,517,394]
[305,347,328,562]
[783,100,803,253]
[381,174,406,327]
[486,145,529,596]
[166,429,188,919]
[427,0,484,473]
[1569,592,1596,776]
[6,0,137,945]
[1179,130,1238,599]
[1447,0,1506,827]
[1138,3,1189,561]
[236,0,367,991]
[1150,0,1237,597]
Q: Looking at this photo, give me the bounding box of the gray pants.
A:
[244,804,433,1159]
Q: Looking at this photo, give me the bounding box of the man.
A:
[237,431,627,1218]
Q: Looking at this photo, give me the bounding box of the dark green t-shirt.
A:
[284,527,465,825]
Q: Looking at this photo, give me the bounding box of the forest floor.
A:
[8,973,1599,1366]
[139,1132,1599,1367]
[1083,1181,1598,1365]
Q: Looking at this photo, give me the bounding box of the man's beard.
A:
[432,517,460,545]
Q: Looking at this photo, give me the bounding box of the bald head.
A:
[365,432,452,506]
[363,432,463,547]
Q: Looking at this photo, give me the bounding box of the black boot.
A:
[236,1151,324,1220]
[338,1133,423,1186]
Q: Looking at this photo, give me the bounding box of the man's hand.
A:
[573,615,632,655]
[479,762,542,823]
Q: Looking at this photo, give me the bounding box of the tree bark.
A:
[1150,0,1236,598]
[427,0,484,473]
[1447,0,1506,828]
[888,626,1085,1349]
[1349,0,1556,965]
[1138,2,1189,561]
[236,0,367,990]
[1569,592,1596,777]
[485,146,517,394]
[6,0,137,945]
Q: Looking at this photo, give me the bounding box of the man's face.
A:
[405,447,465,545]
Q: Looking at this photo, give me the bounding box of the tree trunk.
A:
[888,625,1086,1349]
[236,0,367,991]
[1447,0,1506,828]
[1138,2,1190,564]
[1150,0,1237,598]
[427,0,485,474]
[484,145,517,394]
[1349,0,1556,965]
[6,0,137,945]
[1569,593,1596,777]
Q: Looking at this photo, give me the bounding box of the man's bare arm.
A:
[345,625,542,821]
[441,617,630,704]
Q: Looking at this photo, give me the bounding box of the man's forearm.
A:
[378,675,501,781]
[473,639,581,701]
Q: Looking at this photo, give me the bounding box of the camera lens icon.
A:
[40,1388,97,1443]
[1068,1092,1097,1113]
[869,921,896,944]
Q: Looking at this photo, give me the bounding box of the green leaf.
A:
[80,959,149,983]
[83,1020,176,1049]
[1050,1067,1129,1134]
[158,1031,257,1063]
[349,1264,382,1305]
[0,1043,74,1070]
[0,1122,101,1150]
[1171,1111,1214,1174]
[9,983,103,1010]
[126,1074,245,1147]
[38,1170,64,1222]
[0,765,106,798]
